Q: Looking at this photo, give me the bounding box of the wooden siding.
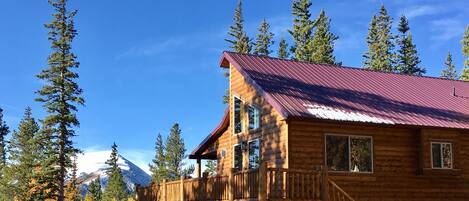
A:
[288,119,469,201]
[213,63,288,175]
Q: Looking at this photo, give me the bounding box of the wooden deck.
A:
[135,163,354,201]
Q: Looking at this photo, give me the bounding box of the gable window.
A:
[326,135,373,173]
[248,139,260,169]
[234,97,243,134]
[431,142,452,169]
[248,105,260,130]
[233,144,243,171]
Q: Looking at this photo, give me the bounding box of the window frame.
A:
[232,143,243,171]
[324,134,374,174]
[430,142,453,169]
[233,95,244,135]
[248,104,261,131]
[247,138,261,169]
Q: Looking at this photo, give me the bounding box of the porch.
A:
[135,163,355,201]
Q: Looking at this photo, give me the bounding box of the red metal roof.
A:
[220,52,469,130]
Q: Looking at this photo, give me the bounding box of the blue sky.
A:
[0,0,468,172]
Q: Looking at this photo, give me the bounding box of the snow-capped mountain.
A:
[76,151,151,194]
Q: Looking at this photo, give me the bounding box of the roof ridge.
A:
[223,51,469,84]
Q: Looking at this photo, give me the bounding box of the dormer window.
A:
[248,105,260,130]
[431,142,452,169]
[234,96,243,134]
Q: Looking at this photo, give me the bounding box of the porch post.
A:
[196,158,202,178]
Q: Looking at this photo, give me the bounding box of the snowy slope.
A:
[76,151,151,194]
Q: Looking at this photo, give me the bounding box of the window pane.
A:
[248,106,260,130]
[432,143,442,168]
[442,143,452,168]
[248,140,260,169]
[234,145,243,171]
[326,135,349,171]
[350,137,372,172]
[234,97,243,134]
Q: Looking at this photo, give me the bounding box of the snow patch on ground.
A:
[304,104,394,124]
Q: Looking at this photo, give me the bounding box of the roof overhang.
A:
[189,109,230,160]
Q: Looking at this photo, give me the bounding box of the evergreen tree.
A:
[461,25,469,81]
[87,176,102,201]
[396,15,424,75]
[149,133,167,184]
[253,19,274,56]
[64,158,81,201]
[278,38,290,59]
[308,10,338,64]
[103,143,128,201]
[289,0,315,61]
[363,4,395,72]
[6,107,38,200]
[0,107,10,201]
[441,52,458,80]
[204,160,217,176]
[165,123,188,180]
[35,0,84,200]
[462,68,469,81]
[225,0,251,54]
[0,107,9,173]
[30,125,60,200]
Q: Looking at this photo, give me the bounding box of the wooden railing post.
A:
[258,162,267,201]
[202,172,208,200]
[229,168,234,201]
[162,179,167,201]
[180,176,185,201]
[321,166,329,201]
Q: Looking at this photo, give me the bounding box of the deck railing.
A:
[135,163,354,201]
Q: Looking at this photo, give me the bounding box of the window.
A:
[248,139,260,169]
[325,135,372,173]
[233,144,243,171]
[248,105,260,130]
[431,142,452,169]
[234,97,243,134]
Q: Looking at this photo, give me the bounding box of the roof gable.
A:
[220,52,469,130]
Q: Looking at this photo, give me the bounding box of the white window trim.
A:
[248,139,261,169]
[430,142,453,169]
[248,104,261,131]
[232,143,243,170]
[324,134,374,173]
[233,95,244,135]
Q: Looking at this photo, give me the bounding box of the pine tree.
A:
[64,158,81,201]
[441,52,458,80]
[149,133,167,184]
[204,160,217,176]
[6,107,38,200]
[103,143,128,201]
[461,25,469,81]
[278,38,290,59]
[308,10,338,64]
[225,0,251,54]
[36,1,84,200]
[363,4,395,72]
[0,107,9,174]
[289,0,315,61]
[0,107,10,201]
[87,176,102,201]
[165,123,188,180]
[30,125,60,200]
[253,19,274,56]
[396,15,424,75]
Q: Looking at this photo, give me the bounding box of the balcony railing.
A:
[135,163,355,201]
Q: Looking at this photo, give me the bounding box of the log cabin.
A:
[189,52,469,201]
